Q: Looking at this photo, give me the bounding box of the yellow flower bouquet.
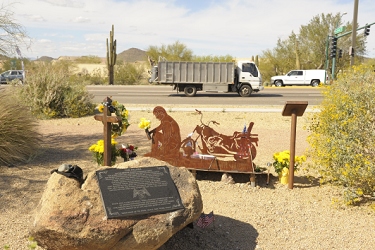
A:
[89,139,119,166]
[138,118,151,140]
[272,150,306,175]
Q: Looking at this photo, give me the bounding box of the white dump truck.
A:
[270,69,327,87]
[148,60,263,97]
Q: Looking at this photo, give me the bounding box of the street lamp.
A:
[336,12,347,29]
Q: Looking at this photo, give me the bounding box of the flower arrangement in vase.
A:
[118,144,138,161]
[272,150,306,184]
[89,139,119,166]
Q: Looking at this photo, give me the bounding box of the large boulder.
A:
[31,157,203,250]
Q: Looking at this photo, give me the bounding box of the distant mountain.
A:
[117,48,147,63]
[35,56,55,62]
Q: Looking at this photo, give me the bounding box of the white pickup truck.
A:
[271,69,326,87]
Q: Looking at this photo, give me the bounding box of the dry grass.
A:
[0,90,41,166]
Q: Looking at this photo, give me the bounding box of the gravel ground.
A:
[1,106,375,250]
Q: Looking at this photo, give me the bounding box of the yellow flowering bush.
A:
[97,99,130,137]
[89,139,119,166]
[272,150,306,174]
[307,64,375,205]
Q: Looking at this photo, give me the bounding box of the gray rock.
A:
[31,157,203,250]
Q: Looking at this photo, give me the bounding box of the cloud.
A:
[23,14,46,22]
[72,16,91,23]
[13,0,375,58]
[39,0,85,8]
[38,39,52,43]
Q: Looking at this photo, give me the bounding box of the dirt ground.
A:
[1,107,375,250]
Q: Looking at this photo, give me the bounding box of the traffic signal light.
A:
[330,37,337,58]
[364,25,371,36]
[338,49,343,58]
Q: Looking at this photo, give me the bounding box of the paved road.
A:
[0,84,323,106]
[86,85,323,106]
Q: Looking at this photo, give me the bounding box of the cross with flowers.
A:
[94,97,121,166]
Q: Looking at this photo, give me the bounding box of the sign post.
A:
[282,101,308,189]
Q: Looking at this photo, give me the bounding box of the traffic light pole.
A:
[331,53,337,79]
[324,35,331,84]
[330,37,338,79]
[330,21,374,80]
[336,21,374,39]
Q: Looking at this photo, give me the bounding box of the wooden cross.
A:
[94,97,121,166]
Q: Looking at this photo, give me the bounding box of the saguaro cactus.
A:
[255,55,259,66]
[106,25,117,85]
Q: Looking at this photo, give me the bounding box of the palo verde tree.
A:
[297,13,365,73]
[147,41,193,62]
[0,4,30,57]
[260,13,367,82]
[147,41,235,63]
[192,54,234,62]
[1,57,31,71]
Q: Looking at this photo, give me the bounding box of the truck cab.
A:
[235,61,263,96]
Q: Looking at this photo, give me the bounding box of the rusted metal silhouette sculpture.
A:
[145,106,181,159]
[145,107,259,174]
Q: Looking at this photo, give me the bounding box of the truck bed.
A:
[158,61,234,84]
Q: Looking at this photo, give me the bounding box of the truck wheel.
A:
[184,86,197,97]
[275,80,283,87]
[311,80,320,87]
[239,85,252,97]
[148,77,152,84]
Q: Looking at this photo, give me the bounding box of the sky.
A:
[7,0,375,60]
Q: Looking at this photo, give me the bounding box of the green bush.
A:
[74,55,102,64]
[16,61,95,119]
[78,68,107,85]
[0,89,41,166]
[307,65,375,205]
[115,62,146,85]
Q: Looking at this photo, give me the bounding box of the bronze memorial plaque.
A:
[96,166,184,219]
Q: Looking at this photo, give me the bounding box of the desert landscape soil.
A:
[1,105,375,250]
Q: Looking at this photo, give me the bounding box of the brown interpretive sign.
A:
[96,166,184,219]
[282,101,308,189]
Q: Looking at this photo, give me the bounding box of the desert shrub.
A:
[71,67,107,85]
[80,68,107,85]
[15,61,95,119]
[0,89,41,166]
[307,65,375,204]
[74,55,102,64]
[115,62,146,85]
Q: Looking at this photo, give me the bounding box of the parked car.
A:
[0,70,24,84]
[270,69,327,87]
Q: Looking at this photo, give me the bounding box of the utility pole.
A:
[350,0,359,66]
